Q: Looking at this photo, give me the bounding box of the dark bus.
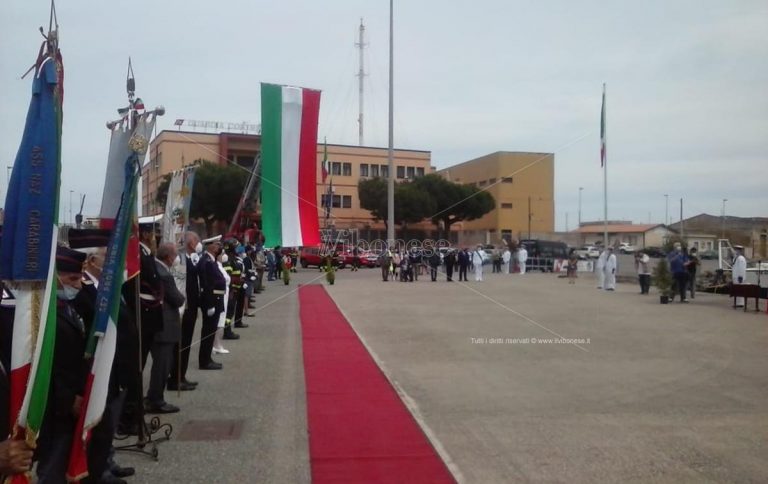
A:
[519,239,568,272]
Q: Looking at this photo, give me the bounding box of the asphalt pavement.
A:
[118,266,767,483]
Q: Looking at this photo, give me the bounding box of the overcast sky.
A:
[1,0,766,231]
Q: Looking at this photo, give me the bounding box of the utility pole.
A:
[356,18,367,146]
[565,212,569,232]
[664,194,669,226]
[721,198,728,238]
[527,195,532,240]
[578,187,583,227]
[386,0,395,246]
[680,198,684,241]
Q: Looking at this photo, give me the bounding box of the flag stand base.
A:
[114,416,173,460]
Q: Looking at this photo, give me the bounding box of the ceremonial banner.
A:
[99,111,156,279]
[0,44,62,484]
[260,83,321,247]
[66,152,139,482]
[161,166,196,246]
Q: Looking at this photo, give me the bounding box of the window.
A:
[406,166,415,179]
[342,162,352,176]
[501,203,513,209]
[342,195,352,208]
[371,164,380,177]
[236,155,255,168]
[416,167,425,177]
[360,164,369,177]
[502,177,513,183]
[478,180,487,187]
[332,195,341,208]
[396,166,405,179]
[331,162,342,175]
[489,178,497,184]
[381,165,389,177]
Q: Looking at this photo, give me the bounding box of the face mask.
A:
[219,254,229,264]
[57,284,79,301]
[195,242,203,254]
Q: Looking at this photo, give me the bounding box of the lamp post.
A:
[578,187,583,227]
[664,194,669,226]
[721,198,728,238]
[69,190,74,225]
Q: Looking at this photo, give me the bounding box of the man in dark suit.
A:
[146,243,186,414]
[169,231,201,391]
[457,248,470,282]
[36,246,90,483]
[197,237,225,370]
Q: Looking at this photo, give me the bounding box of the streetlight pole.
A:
[721,198,728,238]
[527,195,532,240]
[69,190,73,225]
[578,187,583,227]
[664,194,669,226]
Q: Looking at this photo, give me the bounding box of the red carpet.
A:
[299,285,455,484]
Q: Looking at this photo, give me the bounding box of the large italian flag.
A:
[260,83,321,247]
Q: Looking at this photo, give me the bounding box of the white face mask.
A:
[57,281,79,301]
[195,242,203,254]
[219,254,229,264]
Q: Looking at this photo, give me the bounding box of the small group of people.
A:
[377,244,530,283]
[0,224,270,483]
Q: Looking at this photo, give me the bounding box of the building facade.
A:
[437,152,555,246]
[141,130,434,237]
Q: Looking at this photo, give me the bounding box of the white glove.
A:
[243,284,248,289]
[206,307,215,317]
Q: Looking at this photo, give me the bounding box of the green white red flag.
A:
[260,83,322,247]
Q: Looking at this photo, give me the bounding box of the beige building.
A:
[437,152,555,245]
[142,130,434,238]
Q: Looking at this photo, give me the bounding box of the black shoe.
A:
[234,322,249,328]
[244,312,256,317]
[167,381,196,391]
[110,465,136,478]
[182,378,198,386]
[223,329,240,340]
[145,402,180,414]
[101,475,127,484]
[199,361,223,370]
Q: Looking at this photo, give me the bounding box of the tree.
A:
[358,177,389,227]
[395,182,436,234]
[155,173,172,208]
[412,174,495,238]
[183,160,248,234]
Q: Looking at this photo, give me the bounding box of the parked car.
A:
[619,243,637,254]
[299,245,345,269]
[698,249,718,260]
[575,246,600,259]
[643,246,666,258]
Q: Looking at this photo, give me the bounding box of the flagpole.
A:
[602,83,608,249]
[386,0,395,247]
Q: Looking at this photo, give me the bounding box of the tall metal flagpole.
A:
[387,0,395,247]
[602,83,608,249]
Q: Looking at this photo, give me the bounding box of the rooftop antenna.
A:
[356,18,367,146]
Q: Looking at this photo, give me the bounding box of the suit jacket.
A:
[185,254,201,309]
[155,260,185,343]
[48,300,88,420]
[199,252,226,314]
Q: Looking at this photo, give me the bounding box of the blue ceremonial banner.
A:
[0,58,62,281]
[89,153,139,342]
